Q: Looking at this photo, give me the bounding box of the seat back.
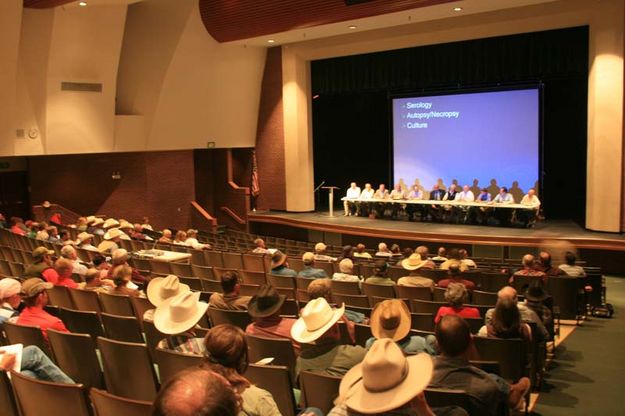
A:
[330,280,361,295]
[101,313,144,343]
[395,285,432,301]
[294,276,314,290]
[472,290,498,306]
[299,370,342,414]
[200,279,223,292]
[242,253,266,273]
[361,282,395,302]
[432,286,447,302]
[331,293,370,308]
[548,276,581,319]
[99,293,135,317]
[0,371,18,416]
[267,274,296,289]
[46,286,75,309]
[11,370,92,416]
[59,308,104,342]
[222,252,243,269]
[90,388,152,416]
[169,262,193,278]
[191,264,214,280]
[245,364,296,416]
[142,319,167,359]
[3,322,52,358]
[47,329,105,389]
[240,270,266,286]
[68,288,102,313]
[354,323,373,347]
[208,307,252,330]
[97,337,159,401]
[480,272,511,292]
[287,257,304,272]
[465,317,485,334]
[473,336,527,381]
[246,334,297,382]
[154,347,203,385]
[410,313,434,332]
[410,299,447,314]
[178,276,204,291]
[312,261,334,277]
[204,251,224,268]
[387,266,406,282]
[129,296,155,326]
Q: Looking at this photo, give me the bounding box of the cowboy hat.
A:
[103,228,127,241]
[401,253,427,271]
[147,275,190,307]
[102,218,120,229]
[270,250,287,269]
[21,278,53,299]
[525,280,549,302]
[91,217,104,227]
[118,220,133,230]
[42,201,51,208]
[77,232,94,244]
[247,285,286,318]
[154,291,208,335]
[339,339,433,414]
[291,297,345,344]
[86,216,96,224]
[32,246,54,261]
[370,299,411,342]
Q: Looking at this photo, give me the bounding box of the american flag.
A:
[251,150,260,197]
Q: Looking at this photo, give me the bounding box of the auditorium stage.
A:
[248,211,625,252]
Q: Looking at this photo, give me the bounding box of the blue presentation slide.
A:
[392,88,539,196]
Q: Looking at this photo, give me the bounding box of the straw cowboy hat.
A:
[339,338,433,414]
[42,201,51,208]
[401,253,427,271]
[370,299,411,342]
[291,297,345,344]
[91,217,105,227]
[86,216,96,224]
[77,232,94,244]
[147,275,190,307]
[118,220,133,230]
[103,228,127,241]
[154,291,208,335]
[102,218,120,229]
[270,250,288,269]
[247,285,286,318]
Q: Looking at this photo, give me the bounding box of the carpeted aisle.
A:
[532,276,625,415]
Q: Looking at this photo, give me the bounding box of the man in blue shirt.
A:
[298,252,328,279]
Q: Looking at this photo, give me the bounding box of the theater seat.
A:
[90,388,152,416]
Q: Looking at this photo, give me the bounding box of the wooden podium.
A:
[321,186,340,217]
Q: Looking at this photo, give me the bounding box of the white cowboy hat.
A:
[102,218,120,229]
[118,220,133,230]
[103,228,127,241]
[147,275,190,307]
[77,232,94,244]
[91,217,105,227]
[401,253,427,271]
[291,297,345,344]
[154,291,208,335]
[86,216,96,224]
[339,339,433,414]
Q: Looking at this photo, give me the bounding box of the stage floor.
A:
[248,211,625,251]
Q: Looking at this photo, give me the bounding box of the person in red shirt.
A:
[16,278,69,342]
[435,282,480,324]
[53,258,79,289]
[23,247,60,284]
[437,262,476,291]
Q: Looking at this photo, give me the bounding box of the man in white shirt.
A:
[406,185,424,221]
[358,183,375,216]
[60,245,88,277]
[389,184,405,219]
[344,182,361,216]
[454,185,474,223]
[519,188,541,227]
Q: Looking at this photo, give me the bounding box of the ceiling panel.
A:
[199,0,458,43]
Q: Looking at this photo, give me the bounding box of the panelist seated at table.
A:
[357,183,375,216]
[476,188,492,202]
[518,188,541,227]
[344,182,361,216]
[428,184,446,222]
[406,185,424,221]
[492,187,515,226]
[469,188,492,224]
[389,184,406,219]
[373,184,390,218]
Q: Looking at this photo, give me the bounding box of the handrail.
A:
[220,206,246,225]
[191,201,217,228]
[226,149,250,193]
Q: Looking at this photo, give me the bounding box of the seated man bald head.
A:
[153,367,239,416]
[435,314,472,357]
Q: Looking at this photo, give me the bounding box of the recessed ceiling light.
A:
[79,1,87,6]
[267,39,275,43]
[453,7,463,12]
[348,25,357,30]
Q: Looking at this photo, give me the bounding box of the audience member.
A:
[77,232,97,251]
[23,247,60,282]
[208,271,252,311]
[60,245,88,277]
[0,278,21,323]
[509,254,547,286]
[375,242,392,257]
[434,283,480,324]
[252,238,270,254]
[153,367,240,416]
[87,217,104,235]
[269,251,297,277]
[9,216,26,236]
[158,229,173,244]
[479,298,531,342]
[59,230,73,245]
[367,299,437,355]
[484,286,549,342]
[365,260,395,286]
[92,254,111,279]
[154,291,208,354]
[389,243,403,261]
[110,265,142,297]
[17,278,69,341]
[145,274,191,321]
[83,268,113,292]
[107,248,147,286]
[397,254,434,288]
[327,339,438,416]
[430,315,530,414]
[307,279,366,326]
[141,216,153,231]
[338,245,354,261]
[523,280,553,331]
[0,345,74,384]
[131,223,152,240]
[558,251,586,277]
[246,285,300,354]
[292,298,366,377]
[75,217,88,232]
[437,263,476,291]
[203,324,282,416]
[332,259,360,283]
[53,258,81,289]
[185,229,211,250]
[439,249,469,272]
[353,243,372,259]
[458,249,477,269]
[537,251,565,276]
[173,230,187,245]
[35,222,49,241]
[314,242,336,261]
[415,246,436,269]
[298,252,328,279]
[97,227,127,254]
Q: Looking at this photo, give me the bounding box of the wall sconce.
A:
[111,171,122,180]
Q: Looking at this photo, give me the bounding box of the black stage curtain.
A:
[311,26,588,222]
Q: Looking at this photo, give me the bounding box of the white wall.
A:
[0,0,23,156]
